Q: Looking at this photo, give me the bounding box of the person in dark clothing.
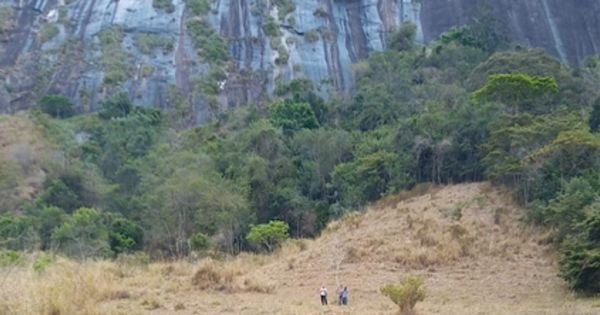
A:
[341,287,349,305]
[319,286,328,305]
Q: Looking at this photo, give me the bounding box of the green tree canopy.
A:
[474,73,558,114]
[246,220,289,252]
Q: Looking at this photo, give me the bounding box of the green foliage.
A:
[333,148,413,208]
[36,178,83,213]
[0,215,39,251]
[560,205,600,293]
[0,250,23,267]
[36,206,68,250]
[262,16,280,38]
[274,45,289,65]
[269,100,319,133]
[246,220,289,252]
[186,0,210,16]
[140,149,251,256]
[153,0,175,13]
[468,49,590,107]
[482,111,584,187]
[381,275,426,314]
[51,208,112,258]
[389,22,416,52]
[136,34,174,55]
[187,20,229,65]
[99,92,132,120]
[99,27,131,86]
[190,232,210,251]
[106,214,144,254]
[39,95,75,118]
[474,73,558,114]
[33,253,54,273]
[273,0,295,20]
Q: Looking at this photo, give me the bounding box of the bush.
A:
[99,92,132,120]
[0,215,39,251]
[33,253,54,273]
[190,232,210,251]
[107,215,144,254]
[246,220,289,252]
[99,27,131,86]
[136,33,174,55]
[381,275,426,315]
[0,250,23,267]
[36,179,82,213]
[39,95,75,118]
[186,0,210,16]
[152,0,175,13]
[187,19,229,65]
[51,207,112,259]
[273,0,295,20]
[559,205,600,293]
[262,16,280,38]
[269,100,319,134]
[305,30,319,43]
[389,22,416,52]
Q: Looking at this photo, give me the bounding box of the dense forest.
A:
[2,16,600,293]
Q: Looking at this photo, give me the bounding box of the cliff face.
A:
[0,0,599,121]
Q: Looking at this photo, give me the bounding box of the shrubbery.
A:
[39,95,75,118]
[246,220,289,252]
[381,275,426,314]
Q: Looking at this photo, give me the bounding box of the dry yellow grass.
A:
[1,183,600,314]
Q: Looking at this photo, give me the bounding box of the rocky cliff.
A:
[1,0,599,122]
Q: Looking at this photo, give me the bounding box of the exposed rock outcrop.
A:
[0,0,598,122]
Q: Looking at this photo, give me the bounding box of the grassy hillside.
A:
[2,183,598,314]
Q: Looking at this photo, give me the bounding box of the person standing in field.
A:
[338,285,344,305]
[341,286,349,305]
[319,285,328,305]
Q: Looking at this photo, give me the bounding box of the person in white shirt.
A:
[319,285,328,305]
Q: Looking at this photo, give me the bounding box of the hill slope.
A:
[3,183,599,314]
[235,183,596,314]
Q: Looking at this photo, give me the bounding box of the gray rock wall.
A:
[0,0,599,121]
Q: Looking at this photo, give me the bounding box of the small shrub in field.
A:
[33,253,54,272]
[0,250,23,267]
[192,259,235,291]
[381,275,426,314]
[142,298,161,310]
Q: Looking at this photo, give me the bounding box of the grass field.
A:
[1,183,599,314]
